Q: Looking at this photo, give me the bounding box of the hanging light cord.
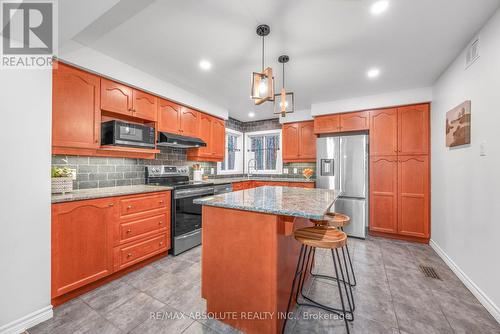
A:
[261,36,265,72]
[282,62,285,88]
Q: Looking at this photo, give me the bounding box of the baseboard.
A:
[430,239,500,324]
[0,305,53,334]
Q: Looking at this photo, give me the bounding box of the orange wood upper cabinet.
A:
[398,155,429,239]
[187,113,225,162]
[180,107,199,137]
[340,111,369,132]
[132,90,157,121]
[53,62,101,149]
[314,114,340,134]
[100,78,133,116]
[212,117,225,159]
[369,108,398,156]
[194,113,215,158]
[369,156,398,234]
[282,123,300,160]
[283,121,316,162]
[51,198,116,298]
[158,98,182,134]
[398,104,429,155]
[299,121,316,160]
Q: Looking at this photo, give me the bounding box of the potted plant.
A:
[51,166,74,194]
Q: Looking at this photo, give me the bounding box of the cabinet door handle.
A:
[159,241,163,246]
[108,203,114,207]
[127,205,132,209]
[159,221,163,225]
[126,229,132,234]
[158,200,164,204]
[127,253,132,258]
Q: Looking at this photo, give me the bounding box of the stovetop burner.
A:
[145,165,213,189]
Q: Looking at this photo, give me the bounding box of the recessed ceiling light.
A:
[371,1,389,15]
[367,68,381,79]
[248,112,255,118]
[199,60,212,71]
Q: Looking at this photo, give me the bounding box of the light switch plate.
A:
[293,168,298,174]
[283,168,289,174]
[480,141,487,156]
[210,168,215,174]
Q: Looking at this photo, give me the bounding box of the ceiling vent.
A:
[465,37,480,69]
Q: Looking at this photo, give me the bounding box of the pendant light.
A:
[274,55,294,117]
[251,24,274,105]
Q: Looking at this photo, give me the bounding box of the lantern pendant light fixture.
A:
[251,24,274,105]
[274,55,294,117]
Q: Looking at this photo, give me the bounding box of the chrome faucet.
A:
[247,159,256,179]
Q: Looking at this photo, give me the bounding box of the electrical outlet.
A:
[283,168,289,174]
[293,168,298,174]
[210,168,215,174]
[71,169,77,180]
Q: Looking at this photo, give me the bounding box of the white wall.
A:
[311,87,432,116]
[431,8,500,321]
[59,41,229,120]
[0,69,53,332]
[278,109,313,124]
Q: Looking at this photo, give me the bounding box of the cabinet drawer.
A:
[118,214,168,244]
[119,193,168,217]
[115,234,168,271]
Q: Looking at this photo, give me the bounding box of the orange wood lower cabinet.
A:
[397,155,429,239]
[52,191,171,303]
[52,197,116,298]
[113,233,169,271]
[202,206,310,334]
[369,155,430,243]
[369,156,398,234]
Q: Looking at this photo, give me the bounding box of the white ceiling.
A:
[61,0,500,121]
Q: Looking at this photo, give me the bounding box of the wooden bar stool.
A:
[282,226,352,334]
[310,212,357,288]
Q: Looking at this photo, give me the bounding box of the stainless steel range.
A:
[145,165,214,255]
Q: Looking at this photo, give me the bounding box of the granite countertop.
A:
[194,186,340,220]
[52,185,173,204]
[206,177,316,185]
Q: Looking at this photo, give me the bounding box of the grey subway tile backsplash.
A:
[52,118,315,190]
[116,179,132,186]
[88,173,107,181]
[98,165,115,173]
[98,180,116,188]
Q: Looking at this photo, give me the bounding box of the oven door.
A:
[174,187,214,236]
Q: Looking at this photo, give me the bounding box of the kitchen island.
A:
[194,186,341,334]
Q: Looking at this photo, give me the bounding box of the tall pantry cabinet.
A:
[369,104,430,242]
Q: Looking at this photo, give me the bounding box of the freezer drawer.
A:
[332,197,367,239]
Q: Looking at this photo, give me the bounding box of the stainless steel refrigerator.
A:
[316,134,368,238]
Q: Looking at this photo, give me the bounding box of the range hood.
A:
[157,131,207,148]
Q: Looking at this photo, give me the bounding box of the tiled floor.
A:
[28,236,500,334]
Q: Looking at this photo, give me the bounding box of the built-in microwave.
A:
[101,120,155,148]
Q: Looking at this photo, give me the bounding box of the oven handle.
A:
[174,187,214,199]
[176,229,202,240]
